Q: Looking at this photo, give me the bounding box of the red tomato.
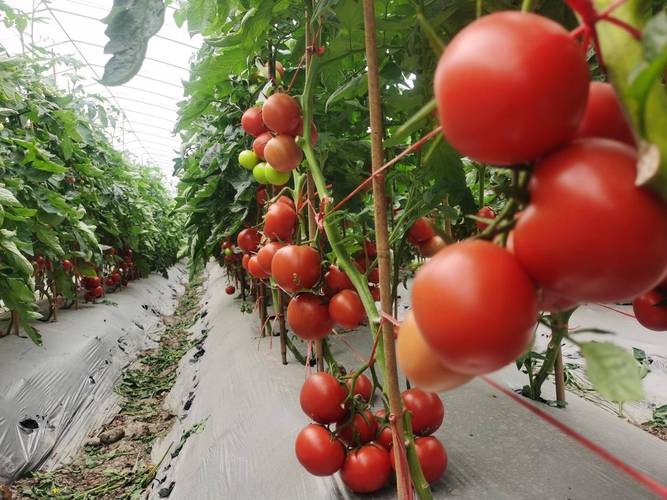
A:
[262,93,301,134]
[354,254,370,273]
[418,236,446,258]
[295,424,345,476]
[264,202,297,242]
[94,285,104,298]
[369,286,381,301]
[413,240,537,375]
[276,195,296,210]
[252,132,273,160]
[112,272,121,284]
[329,289,365,328]
[402,388,444,436]
[340,444,391,493]
[287,293,333,340]
[336,409,378,447]
[62,259,73,272]
[377,426,393,451]
[225,286,235,295]
[299,372,347,424]
[476,206,496,231]
[256,241,284,274]
[390,436,447,483]
[367,267,379,284]
[397,311,474,392]
[241,107,268,137]
[105,277,115,287]
[346,373,373,402]
[264,134,303,172]
[538,289,578,313]
[248,256,270,279]
[256,186,267,206]
[633,290,667,331]
[408,217,434,244]
[237,228,261,253]
[574,82,635,146]
[363,240,377,258]
[241,253,250,271]
[84,291,95,302]
[434,11,589,164]
[85,276,101,290]
[513,139,667,303]
[289,119,318,145]
[272,245,321,293]
[324,265,354,297]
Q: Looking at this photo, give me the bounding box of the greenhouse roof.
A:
[0,0,201,189]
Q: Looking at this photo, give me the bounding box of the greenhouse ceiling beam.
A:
[43,5,157,166]
[112,95,177,113]
[82,82,179,102]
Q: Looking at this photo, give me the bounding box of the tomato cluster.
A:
[295,372,447,491]
[398,10,667,392]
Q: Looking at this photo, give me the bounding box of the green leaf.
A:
[0,185,20,206]
[580,341,645,402]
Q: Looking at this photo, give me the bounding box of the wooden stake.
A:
[554,344,566,403]
[12,310,19,335]
[362,2,410,498]
[258,281,268,338]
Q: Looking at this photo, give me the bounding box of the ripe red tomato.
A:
[513,139,667,303]
[363,240,377,258]
[299,372,347,424]
[418,236,446,258]
[354,254,370,273]
[84,276,101,290]
[256,241,284,274]
[84,291,95,302]
[105,277,115,287]
[369,286,380,301]
[272,245,321,293]
[329,289,365,328]
[287,293,333,340]
[340,444,391,493]
[397,311,473,392]
[408,217,434,244]
[276,195,296,210]
[402,388,444,436]
[538,289,578,313]
[256,186,267,206]
[241,107,268,137]
[336,409,378,446]
[346,373,373,402]
[62,259,73,272]
[295,424,345,476]
[289,119,318,145]
[262,93,301,134]
[434,11,589,164]
[377,425,393,451]
[94,285,104,298]
[247,255,270,279]
[237,228,261,253]
[264,135,303,172]
[252,132,273,160]
[264,202,297,242]
[367,267,379,284]
[574,82,635,146]
[112,272,121,284]
[241,253,250,271]
[476,206,496,231]
[390,436,447,483]
[225,286,235,295]
[324,265,354,297]
[413,240,537,375]
[632,290,667,331]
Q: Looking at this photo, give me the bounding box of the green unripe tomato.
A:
[224,248,232,256]
[265,164,291,185]
[253,162,268,184]
[239,149,258,170]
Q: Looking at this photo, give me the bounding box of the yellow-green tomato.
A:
[265,164,291,185]
[253,162,269,184]
[239,149,258,170]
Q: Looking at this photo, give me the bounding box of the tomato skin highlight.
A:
[295,424,345,476]
[335,409,378,447]
[329,289,366,328]
[264,134,303,172]
[272,245,322,293]
[346,373,373,402]
[241,107,268,137]
[412,239,538,375]
[286,293,333,340]
[324,265,354,296]
[300,372,348,424]
[397,311,474,392]
[574,82,635,147]
[256,241,284,275]
[264,202,297,242]
[408,217,435,244]
[237,228,261,253]
[262,93,302,134]
[434,11,589,164]
[402,388,444,436]
[340,443,391,493]
[252,132,273,160]
[513,139,667,303]
[633,290,667,331]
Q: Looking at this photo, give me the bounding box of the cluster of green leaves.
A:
[0,54,181,343]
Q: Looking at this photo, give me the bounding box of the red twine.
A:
[389,412,415,500]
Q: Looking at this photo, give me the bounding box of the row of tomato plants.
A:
[155,0,667,497]
[0,52,182,344]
